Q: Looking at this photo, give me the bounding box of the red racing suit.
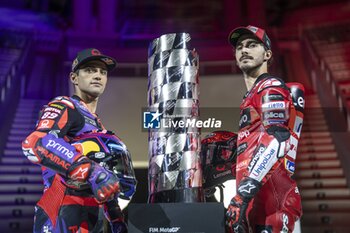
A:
[235,73,304,233]
[22,95,125,233]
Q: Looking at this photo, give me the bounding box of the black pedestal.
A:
[128,203,225,233]
[148,188,205,203]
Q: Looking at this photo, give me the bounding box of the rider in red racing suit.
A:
[226,26,304,233]
[21,48,126,233]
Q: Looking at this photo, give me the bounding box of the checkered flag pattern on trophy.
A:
[147,33,204,203]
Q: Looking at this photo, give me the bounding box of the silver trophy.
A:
[148,33,204,203]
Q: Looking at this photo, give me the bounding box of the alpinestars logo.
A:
[70,167,89,180]
[238,183,256,194]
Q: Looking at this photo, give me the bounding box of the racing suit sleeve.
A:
[237,84,296,202]
[21,97,90,181]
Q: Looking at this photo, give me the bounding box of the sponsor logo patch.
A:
[37,120,55,129]
[239,108,251,129]
[237,143,248,156]
[285,159,295,173]
[263,111,285,119]
[262,94,284,103]
[252,148,275,177]
[84,116,97,127]
[45,139,75,159]
[44,107,61,114]
[236,159,250,171]
[36,146,71,170]
[49,103,64,109]
[248,144,266,172]
[297,96,304,109]
[238,130,250,140]
[262,101,286,110]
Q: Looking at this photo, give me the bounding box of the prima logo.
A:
[46,140,75,158]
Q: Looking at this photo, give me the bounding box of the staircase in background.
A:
[0,99,46,233]
[296,94,350,233]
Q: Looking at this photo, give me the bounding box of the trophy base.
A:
[128,202,225,233]
[148,188,204,203]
